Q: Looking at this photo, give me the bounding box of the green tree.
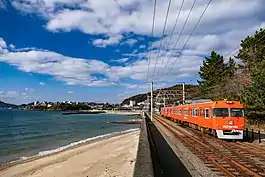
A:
[198,51,228,94]
[237,28,265,73]
[236,28,265,120]
[226,57,236,77]
[241,61,265,120]
[198,51,237,100]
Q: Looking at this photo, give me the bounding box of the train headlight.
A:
[228,120,234,125]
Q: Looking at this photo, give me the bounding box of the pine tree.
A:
[241,61,265,120]
[198,51,227,94]
[237,28,265,73]
[226,57,236,77]
[237,28,265,120]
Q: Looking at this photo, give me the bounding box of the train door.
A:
[183,108,188,121]
[204,108,212,129]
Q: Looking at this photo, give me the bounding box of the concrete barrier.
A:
[133,113,154,177]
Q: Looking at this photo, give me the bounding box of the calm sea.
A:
[0,109,139,163]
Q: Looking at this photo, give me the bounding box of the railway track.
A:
[153,114,265,177]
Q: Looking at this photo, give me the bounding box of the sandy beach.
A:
[0,130,140,177]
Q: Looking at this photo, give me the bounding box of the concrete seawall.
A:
[133,113,154,177]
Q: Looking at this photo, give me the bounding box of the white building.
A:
[122,104,130,108]
[129,100,136,107]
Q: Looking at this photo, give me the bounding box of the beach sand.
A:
[0,130,140,177]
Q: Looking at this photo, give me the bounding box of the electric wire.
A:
[151,0,173,80]
[161,0,213,80]
[155,0,197,81]
[146,0,157,82]
[155,0,185,80]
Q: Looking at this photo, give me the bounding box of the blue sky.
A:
[1,0,265,104]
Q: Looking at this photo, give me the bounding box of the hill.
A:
[0,101,18,108]
[121,84,205,105]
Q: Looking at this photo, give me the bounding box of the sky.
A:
[0,0,265,104]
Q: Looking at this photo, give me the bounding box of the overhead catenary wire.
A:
[224,28,265,62]
[146,0,157,82]
[151,0,173,80]
[161,0,213,81]
[155,0,197,81]
[155,0,185,80]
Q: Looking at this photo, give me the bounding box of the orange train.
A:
[160,100,245,139]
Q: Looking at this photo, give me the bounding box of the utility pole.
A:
[150,82,153,121]
[146,94,149,111]
[182,82,185,103]
[163,95,166,108]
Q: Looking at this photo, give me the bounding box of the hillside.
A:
[0,101,18,108]
[121,84,204,105]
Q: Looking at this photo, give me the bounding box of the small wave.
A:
[19,156,29,160]
[11,128,139,163]
[38,128,139,156]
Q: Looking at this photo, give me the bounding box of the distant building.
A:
[129,100,136,107]
[185,99,212,104]
[137,101,145,106]
[122,104,130,108]
[40,102,47,106]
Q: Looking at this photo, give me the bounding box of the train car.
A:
[160,100,245,140]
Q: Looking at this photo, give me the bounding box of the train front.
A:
[212,101,245,140]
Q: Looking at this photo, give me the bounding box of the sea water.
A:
[0,109,139,163]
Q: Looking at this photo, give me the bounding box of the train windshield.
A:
[230,108,244,117]
[212,108,229,117]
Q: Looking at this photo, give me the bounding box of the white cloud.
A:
[123,38,137,46]
[0,37,7,48]
[110,58,129,63]
[24,88,35,92]
[0,37,8,54]
[10,0,265,61]
[122,83,147,89]
[139,45,146,49]
[68,91,73,94]
[9,44,15,49]
[39,82,45,86]
[0,46,114,86]
[11,0,263,38]
[0,36,200,87]
[0,90,19,99]
[0,0,7,9]
[92,35,123,47]
[2,0,265,90]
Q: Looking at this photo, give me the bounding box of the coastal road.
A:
[146,118,191,177]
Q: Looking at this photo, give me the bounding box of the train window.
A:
[192,108,199,117]
[205,108,209,118]
[175,108,178,114]
[230,108,244,117]
[178,109,182,115]
[184,108,188,116]
[171,109,174,114]
[201,109,204,116]
[212,108,229,117]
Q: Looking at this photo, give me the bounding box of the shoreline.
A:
[0,128,140,172]
[103,110,142,116]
